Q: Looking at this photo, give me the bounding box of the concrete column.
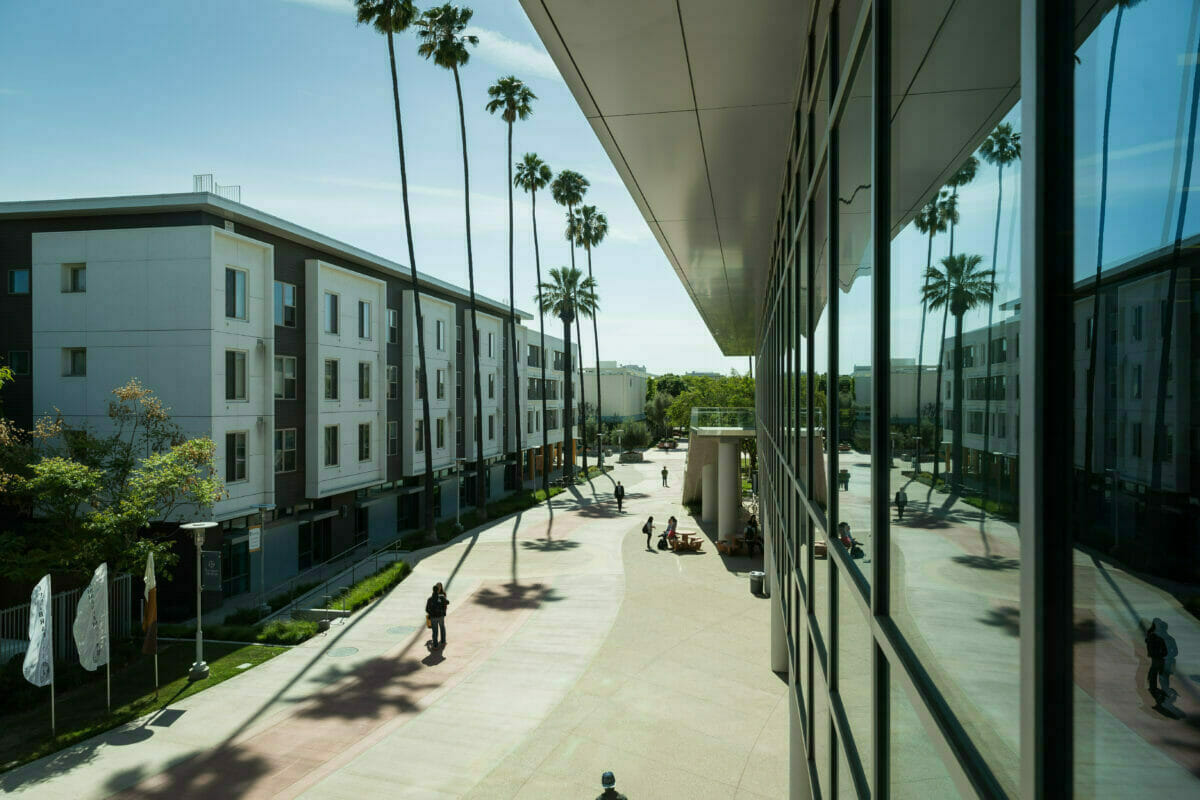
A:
[768,526,788,674]
[701,463,716,521]
[717,439,739,541]
[790,693,813,799]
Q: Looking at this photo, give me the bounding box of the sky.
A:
[0,0,747,377]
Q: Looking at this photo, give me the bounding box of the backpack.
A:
[657,537,669,550]
[642,522,650,534]
[1148,632,1168,659]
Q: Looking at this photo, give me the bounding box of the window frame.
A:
[324,358,340,401]
[274,355,297,400]
[358,361,372,401]
[387,308,399,344]
[358,300,372,340]
[323,425,340,467]
[7,268,31,295]
[358,422,371,461]
[274,427,298,473]
[225,267,248,321]
[387,364,399,400]
[387,420,399,456]
[225,349,248,401]
[274,281,297,328]
[324,291,340,334]
[225,430,248,482]
[65,347,87,377]
[7,350,30,376]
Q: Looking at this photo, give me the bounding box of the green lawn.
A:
[0,640,283,774]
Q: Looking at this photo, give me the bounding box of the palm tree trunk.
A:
[932,303,950,489]
[1150,22,1200,495]
[505,120,522,488]
[952,310,965,490]
[914,226,935,473]
[532,189,550,497]
[982,163,1004,492]
[452,64,487,520]
[562,316,575,479]
[586,243,602,457]
[1085,4,1126,504]
[386,31,436,537]
[566,202,588,475]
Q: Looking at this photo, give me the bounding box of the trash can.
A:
[749,570,765,596]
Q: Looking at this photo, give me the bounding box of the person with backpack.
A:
[425,583,448,649]
[614,481,625,513]
[1146,620,1169,707]
[595,771,627,800]
[895,488,908,520]
[643,516,655,550]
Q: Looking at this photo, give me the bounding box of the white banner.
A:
[73,563,109,671]
[22,575,53,688]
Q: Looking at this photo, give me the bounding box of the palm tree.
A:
[536,266,598,480]
[922,254,995,490]
[1085,0,1147,497]
[485,76,536,484]
[570,205,608,454]
[354,0,437,538]
[514,153,553,496]
[912,195,949,474]
[978,123,1021,485]
[416,5,487,517]
[550,170,590,472]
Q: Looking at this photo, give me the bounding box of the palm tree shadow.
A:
[472,582,563,610]
[292,655,436,723]
[520,538,580,552]
[952,554,1019,570]
[978,605,1105,642]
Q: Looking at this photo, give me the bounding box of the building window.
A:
[7,351,30,376]
[436,319,445,350]
[225,350,247,400]
[388,420,398,456]
[7,269,30,295]
[387,365,399,399]
[416,418,425,452]
[358,423,371,461]
[1131,364,1142,399]
[358,300,372,339]
[488,372,495,399]
[1131,304,1142,341]
[63,348,86,377]
[388,308,399,344]
[63,263,86,293]
[358,361,372,400]
[488,331,494,357]
[457,324,464,355]
[274,428,297,473]
[527,344,540,367]
[274,355,297,399]
[436,368,446,400]
[225,431,247,482]
[324,292,339,334]
[528,408,535,431]
[456,370,463,400]
[436,417,446,449]
[324,425,339,466]
[1131,423,1143,459]
[274,281,297,327]
[488,414,495,440]
[324,359,339,400]
[225,268,247,320]
[416,367,425,399]
[536,411,541,431]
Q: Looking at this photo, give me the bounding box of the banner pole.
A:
[106,661,111,712]
[51,676,56,737]
[154,653,159,697]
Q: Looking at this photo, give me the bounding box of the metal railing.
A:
[1,573,133,665]
[689,407,756,431]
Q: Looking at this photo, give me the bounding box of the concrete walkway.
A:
[0,447,785,799]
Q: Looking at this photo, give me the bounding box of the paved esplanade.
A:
[2,446,786,799]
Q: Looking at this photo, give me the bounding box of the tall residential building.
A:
[581,360,649,422]
[0,192,580,611]
[521,0,1199,797]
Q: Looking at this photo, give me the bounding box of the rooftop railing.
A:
[689,406,756,431]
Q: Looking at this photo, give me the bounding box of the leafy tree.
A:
[644,391,673,438]
[654,373,688,398]
[536,266,597,480]
[514,152,554,495]
[620,421,650,451]
[0,380,224,581]
[354,0,436,538]
[417,4,487,517]
[486,75,536,475]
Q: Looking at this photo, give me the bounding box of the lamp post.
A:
[181,521,217,681]
[252,503,275,616]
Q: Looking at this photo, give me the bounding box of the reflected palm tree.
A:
[978,124,1021,485]
[514,153,554,496]
[486,76,536,478]
[536,266,598,480]
[416,4,487,517]
[354,0,437,538]
[923,254,995,490]
[913,196,949,474]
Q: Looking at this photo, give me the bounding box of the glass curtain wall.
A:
[756,0,1199,798]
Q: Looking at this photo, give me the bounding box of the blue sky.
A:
[0,0,746,377]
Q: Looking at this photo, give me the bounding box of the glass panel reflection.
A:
[1072,0,1200,795]
[890,681,961,799]
[837,563,872,791]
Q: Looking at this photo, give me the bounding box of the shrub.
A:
[158,619,318,646]
[621,421,650,450]
[328,561,411,613]
[224,606,267,626]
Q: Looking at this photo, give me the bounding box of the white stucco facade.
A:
[581,360,649,422]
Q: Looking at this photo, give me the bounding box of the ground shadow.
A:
[978,606,1105,642]
[688,516,763,576]
[292,655,436,722]
[472,582,564,610]
[951,554,1019,571]
[102,741,273,798]
[520,538,581,552]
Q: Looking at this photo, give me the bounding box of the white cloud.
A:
[279,0,353,13]
[466,27,563,84]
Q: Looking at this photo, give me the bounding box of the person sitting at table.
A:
[666,516,679,549]
[838,522,864,559]
[743,515,761,556]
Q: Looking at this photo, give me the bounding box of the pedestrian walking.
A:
[1146,620,1169,707]
[425,582,448,649]
[895,488,908,520]
[643,516,655,551]
[614,481,625,513]
[595,771,628,800]
[661,466,669,487]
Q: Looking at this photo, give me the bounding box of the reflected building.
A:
[517,1,1196,798]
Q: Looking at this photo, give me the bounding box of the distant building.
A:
[582,360,649,422]
[685,370,723,378]
[851,358,939,425]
